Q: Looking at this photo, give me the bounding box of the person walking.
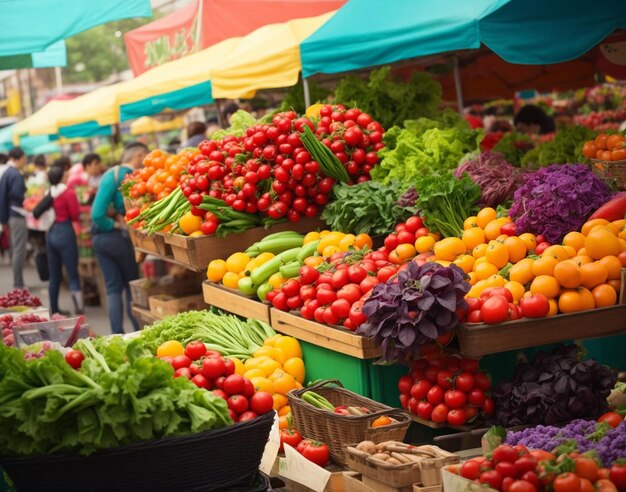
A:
[0,147,28,288]
[45,166,83,315]
[91,142,148,334]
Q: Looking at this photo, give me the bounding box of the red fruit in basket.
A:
[174,367,192,379]
[184,341,206,361]
[425,366,440,383]
[464,405,479,421]
[242,378,255,398]
[411,380,432,400]
[427,385,445,405]
[171,355,192,370]
[494,446,518,465]
[480,470,503,490]
[461,460,482,480]
[447,408,467,426]
[431,403,449,423]
[238,411,258,422]
[214,376,226,389]
[398,375,413,395]
[213,389,228,400]
[399,394,410,409]
[64,350,84,369]
[349,302,367,327]
[396,230,415,245]
[495,461,519,478]
[228,395,249,414]
[445,389,467,409]
[417,401,434,420]
[436,370,454,390]
[250,392,274,415]
[189,364,202,376]
[455,372,475,392]
[191,374,210,389]
[202,357,226,379]
[223,375,246,396]
[223,358,236,376]
[483,397,495,415]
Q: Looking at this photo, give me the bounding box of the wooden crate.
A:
[165,217,326,272]
[202,281,271,323]
[457,303,626,358]
[78,257,98,278]
[134,230,172,258]
[441,466,496,492]
[270,309,381,359]
[148,294,206,318]
[129,276,202,309]
[344,472,414,492]
[128,227,138,247]
[131,303,161,328]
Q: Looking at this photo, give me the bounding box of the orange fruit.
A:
[585,227,621,260]
[467,271,478,285]
[462,227,486,250]
[464,216,479,230]
[509,258,535,285]
[207,259,228,282]
[548,299,558,316]
[530,275,561,299]
[578,287,595,310]
[283,357,305,384]
[553,260,582,289]
[434,237,466,261]
[542,245,570,262]
[453,254,475,274]
[597,255,622,280]
[571,255,593,267]
[562,245,577,258]
[519,233,537,252]
[503,236,528,263]
[580,262,609,290]
[225,252,251,274]
[608,279,621,295]
[474,262,499,280]
[304,256,324,268]
[485,242,509,269]
[354,233,373,250]
[484,274,506,288]
[273,394,288,410]
[562,231,586,252]
[558,289,584,313]
[156,340,184,358]
[581,219,609,236]
[484,221,504,241]
[532,256,559,277]
[472,244,488,259]
[251,377,275,394]
[371,416,393,428]
[592,284,617,308]
[395,243,417,261]
[477,208,497,228]
[179,212,202,235]
[415,235,436,254]
[272,372,297,395]
[505,281,526,303]
[278,415,291,430]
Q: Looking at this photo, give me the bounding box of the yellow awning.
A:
[116,38,241,108]
[210,12,335,99]
[13,100,69,141]
[55,83,130,128]
[130,116,184,135]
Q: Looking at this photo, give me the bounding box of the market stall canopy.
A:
[210,12,335,99]
[0,40,67,70]
[118,38,240,121]
[0,125,15,152]
[0,0,152,57]
[55,84,130,129]
[13,100,70,142]
[130,116,184,135]
[124,0,345,76]
[300,0,626,77]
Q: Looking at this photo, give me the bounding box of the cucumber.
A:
[249,247,301,286]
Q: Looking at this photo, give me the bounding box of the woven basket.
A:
[0,411,274,492]
[287,380,411,465]
[592,159,626,190]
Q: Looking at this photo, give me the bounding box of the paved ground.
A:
[0,258,136,336]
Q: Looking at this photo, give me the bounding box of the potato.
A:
[355,441,377,454]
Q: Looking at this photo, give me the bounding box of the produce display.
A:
[581,132,626,162]
[397,354,494,426]
[1,313,49,347]
[0,288,42,309]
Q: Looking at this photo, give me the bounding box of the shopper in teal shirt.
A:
[92,142,148,334]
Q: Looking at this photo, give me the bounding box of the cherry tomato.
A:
[598,411,623,428]
[475,372,492,391]
[411,380,433,400]
[455,372,475,392]
[493,444,518,464]
[553,472,581,492]
[467,388,486,407]
[447,408,467,426]
[416,401,433,420]
[480,295,510,324]
[461,460,481,480]
[64,349,84,369]
[496,461,519,479]
[427,385,445,405]
[509,481,537,492]
[519,294,550,318]
[515,456,538,475]
[437,370,454,389]
[431,403,449,423]
[480,470,503,490]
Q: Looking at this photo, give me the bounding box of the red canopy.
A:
[125,0,345,76]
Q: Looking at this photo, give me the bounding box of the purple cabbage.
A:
[356,262,469,363]
[508,163,614,243]
[493,345,616,427]
[454,152,526,208]
[506,419,626,467]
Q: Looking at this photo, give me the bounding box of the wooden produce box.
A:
[270,309,381,359]
[131,303,161,328]
[202,281,271,324]
[344,472,416,492]
[441,466,496,492]
[148,294,206,318]
[165,217,326,272]
[457,303,626,358]
[78,257,98,278]
[134,230,172,258]
[129,275,202,309]
[128,227,138,247]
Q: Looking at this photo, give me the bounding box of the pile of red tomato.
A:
[175,105,385,233]
[160,341,274,423]
[397,354,494,427]
[455,444,626,492]
[267,215,432,330]
[462,287,551,324]
[279,429,330,467]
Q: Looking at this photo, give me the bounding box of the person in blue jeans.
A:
[45,166,83,315]
[91,142,148,334]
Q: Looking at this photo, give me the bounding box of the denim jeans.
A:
[8,216,27,288]
[93,229,139,334]
[46,221,80,314]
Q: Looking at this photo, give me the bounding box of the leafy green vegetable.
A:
[414,172,481,238]
[139,310,275,359]
[211,110,257,140]
[492,132,534,167]
[321,181,413,235]
[371,110,483,189]
[520,125,596,169]
[334,66,442,129]
[0,338,231,456]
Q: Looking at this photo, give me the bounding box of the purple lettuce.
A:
[508,163,614,243]
[356,262,470,363]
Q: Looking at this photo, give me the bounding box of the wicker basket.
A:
[0,411,274,492]
[592,159,626,190]
[287,380,411,465]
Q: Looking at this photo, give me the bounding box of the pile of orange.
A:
[582,133,626,162]
[429,207,626,317]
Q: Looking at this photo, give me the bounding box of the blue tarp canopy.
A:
[300,0,626,77]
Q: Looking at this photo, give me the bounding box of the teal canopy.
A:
[0,0,152,57]
[301,0,626,77]
[0,41,67,70]
[0,125,15,152]
[0,125,60,155]
[59,121,113,139]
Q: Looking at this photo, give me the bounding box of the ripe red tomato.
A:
[460,460,481,480]
[483,396,495,415]
[202,357,226,379]
[481,287,514,303]
[502,477,516,492]
[331,269,349,289]
[437,370,454,389]
[174,367,192,379]
[359,275,379,294]
[480,470,503,490]
[444,389,467,409]
[227,394,249,415]
[171,355,192,370]
[609,464,626,492]
[416,401,433,420]
[279,429,303,451]
[467,310,482,323]
[515,456,538,475]
[347,265,367,284]
[337,284,362,304]
[500,223,518,236]
[250,391,274,415]
[455,372,475,392]
[598,411,623,428]
[299,265,320,285]
[410,380,432,400]
[535,242,550,255]
[397,375,413,395]
[425,366,440,383]
[509,481,537,492]
[297,439,330,467]
[191,374,210,389]
[447,408,467,426]
[377,266,398,283]
[238,411,258,422]
[553,473,581,492]
[222,374,245,395]
[493,444,518,464]
[480,295,510,324]
[467,388,486,407]
[519,294,550,318]
[431,403,449,423]
[460,358,479,373]
[64,349,84,369]
[474,372,492,391]
[404,216,424,233]
[427,385,445,405]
